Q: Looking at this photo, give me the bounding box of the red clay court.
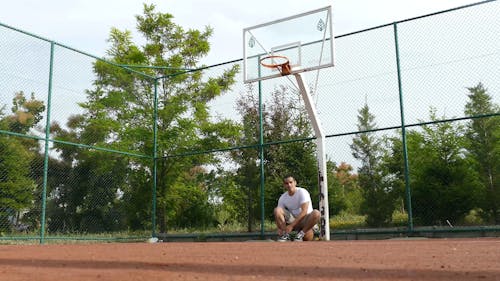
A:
[1,238,499,281]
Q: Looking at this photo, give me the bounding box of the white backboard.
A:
[243,6,334,83]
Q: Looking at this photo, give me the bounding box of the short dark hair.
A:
[282,175,296,182]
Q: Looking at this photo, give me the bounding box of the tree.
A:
[0,92,44,231]
[0,136,36,231]
[232,84,319,230]
[225,83,264,231]
[464,83,500,223]
[328,162,361,216]
[7,91,45,135]
[50,4,240,233]
[351,103,398,227]
[410,108,482,225]
[383,130,418,217]
[263,86,319,209]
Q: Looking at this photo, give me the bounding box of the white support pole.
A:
[294,73,330,241]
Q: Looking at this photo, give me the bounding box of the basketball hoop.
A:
[259,55,292,76]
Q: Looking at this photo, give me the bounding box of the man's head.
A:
[282,175,297,195]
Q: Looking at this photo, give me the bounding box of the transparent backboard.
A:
[243,6,334,83]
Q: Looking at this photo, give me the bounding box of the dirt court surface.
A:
[1,238,499,281]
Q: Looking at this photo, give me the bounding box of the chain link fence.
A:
[1,1,499,242]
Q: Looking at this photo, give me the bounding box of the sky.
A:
[0,0,497,170]
[0,0,479,65]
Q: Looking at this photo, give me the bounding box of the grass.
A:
[10,210,497,244]
[0,230,152,244]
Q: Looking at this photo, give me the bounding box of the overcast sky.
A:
[0,0,478,65]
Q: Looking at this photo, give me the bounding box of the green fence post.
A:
[393,23,414,232]
[40,41,55,244]
[152,79,159,238]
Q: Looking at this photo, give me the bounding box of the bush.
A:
[463,209,485,225]
[330,212,366,229]
[391,210,408,227]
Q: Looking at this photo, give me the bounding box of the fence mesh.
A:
[1,1,499,242]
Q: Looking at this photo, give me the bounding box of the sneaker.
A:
[277,233,290,242]
[294,231,305,242]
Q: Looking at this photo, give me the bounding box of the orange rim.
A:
[260,55,292,75]
[259,55,289,68]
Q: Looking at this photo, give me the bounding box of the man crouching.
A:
[274,175,320,241]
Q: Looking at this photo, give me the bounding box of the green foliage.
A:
[215,168,255,229]
[40,3,241,234]
[391,210,409,227]
[330,212,366,229]
[409,108,482,225]
[463,209,485,225]
[163,168,216,229]
[2,4,498,239]
[8,92,45,134]
[0,137,36,231]
[232,84,318,230]
[328,162,361,216]
[464,83,500,223]
[351,103,398,227]
[0,91,43,231]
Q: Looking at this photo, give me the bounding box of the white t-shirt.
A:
[277,187,313,217]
